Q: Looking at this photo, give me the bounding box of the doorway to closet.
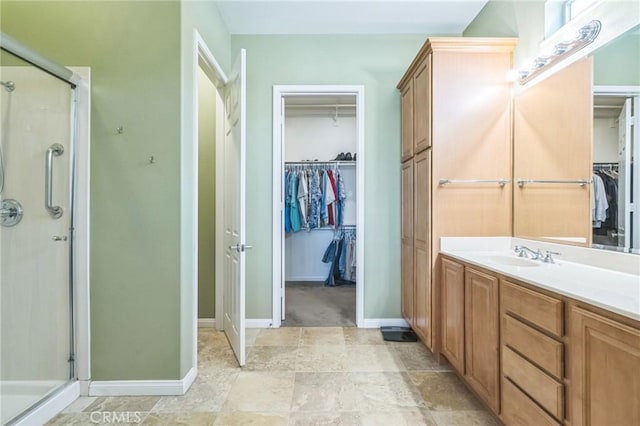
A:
[592,87,640,253]
[272,86,365,328]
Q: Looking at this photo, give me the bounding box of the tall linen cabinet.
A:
[397,38,516,352]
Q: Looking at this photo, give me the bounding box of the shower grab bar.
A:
[45,143,64,218]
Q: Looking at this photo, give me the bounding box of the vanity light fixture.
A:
[513,20,601,84]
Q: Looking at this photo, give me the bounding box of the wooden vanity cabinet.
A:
[465,268,500,413]
[441,258,465,373]
[501,280,564,426]
[401,160,414,322]
[568,305,640,426]
[412,56,431,153]
[440,258,500,413]
[413,150,431,344]
[398,37,516,352]
[440,255,640,425]
[400,81,413,162]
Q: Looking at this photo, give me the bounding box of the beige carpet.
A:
[282,281,356,327]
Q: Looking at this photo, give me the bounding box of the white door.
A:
[617,98,631,251]
[223,49,247,366]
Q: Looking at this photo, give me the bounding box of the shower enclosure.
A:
[1,39,77,424]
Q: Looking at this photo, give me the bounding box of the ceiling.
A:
[215,1,489,35]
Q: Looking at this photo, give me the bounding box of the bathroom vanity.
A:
[439,237,639,426]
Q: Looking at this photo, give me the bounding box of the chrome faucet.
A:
[542,250,561,264]
[514,246,562,264]
[514,245,543,260]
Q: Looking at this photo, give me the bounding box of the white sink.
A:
[484,255,540,267]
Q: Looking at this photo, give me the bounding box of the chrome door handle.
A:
[52,236,68,242]
[228,244,253,252]
[45,143,64,218]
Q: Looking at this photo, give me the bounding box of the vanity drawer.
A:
[502,346,564,420]
[501,280,563,337]
[502,377,562,426]
[503,314,563,379]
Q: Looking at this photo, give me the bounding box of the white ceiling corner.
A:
[214,1,489,35]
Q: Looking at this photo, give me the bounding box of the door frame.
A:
[271,85,365,328]
[190,30,228,371]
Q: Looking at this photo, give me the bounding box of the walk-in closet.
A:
[280,94,360,326]
[592,93,639,253]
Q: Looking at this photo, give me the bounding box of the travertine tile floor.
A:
[48,327,499,425]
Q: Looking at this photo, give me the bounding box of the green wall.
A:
[594,32,640,86]
[232,34,427,319]
[1,0,182,380]
[463,0,546,68]
[197,67,217,319]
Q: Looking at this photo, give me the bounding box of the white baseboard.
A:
[246,318,274,328]
[181,367,197,393]
[14,381,80,426]
[89,367,196,396]
[198,318,216,328]
[360,318,410,329]
[79,380,91,396]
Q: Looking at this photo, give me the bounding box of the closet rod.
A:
[593,162,619,169]
[285,161,356,166]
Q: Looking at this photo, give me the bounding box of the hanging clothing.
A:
[297,171,309,229]
[599,170,618,231]
[592,173,608,228]
[290,171,301,232]
[321,227,357,286]
[284,171,291,233]
[327,170,338,226]
[308,170,322,229]
[336,171,347,226]
[284,164,349,233]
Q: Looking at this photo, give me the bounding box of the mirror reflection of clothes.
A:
[592,169,619,234]
[592,173,608,228]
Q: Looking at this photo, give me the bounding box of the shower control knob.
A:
[52,235,68,242]
[0,199,23,227]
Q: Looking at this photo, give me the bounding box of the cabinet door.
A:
[465,268,500,413]
[401,160,414,323]
[401,82,414,161]
[441,258,464,373]
[413,55,431,154]
[569,306,640,426]
[414,150,431,346]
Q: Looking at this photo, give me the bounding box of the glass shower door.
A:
[1,50,75,424]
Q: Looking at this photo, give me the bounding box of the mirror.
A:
[592,25,640,253]
[513,24,640,254]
